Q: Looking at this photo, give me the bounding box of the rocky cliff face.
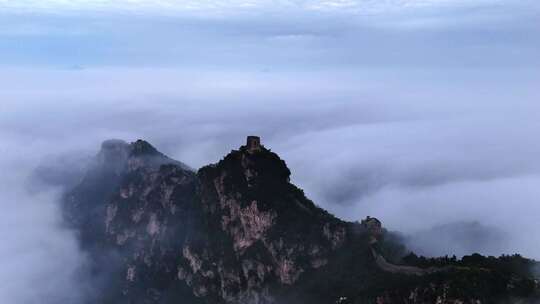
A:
[182,140,347,303]
[63,137,540,304]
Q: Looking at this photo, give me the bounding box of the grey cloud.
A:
[1,2,539,69]
[404,221,510,258]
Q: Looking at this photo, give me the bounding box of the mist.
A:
[3,67,539,255]
[1,1,540,302]
[0,137,87,303]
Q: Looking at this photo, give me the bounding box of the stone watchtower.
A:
[246,136,261,153]
[360,216,383,244]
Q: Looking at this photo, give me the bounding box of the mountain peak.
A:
[129,139,160,156]
[202,136,291,188]
[97,138,191,174]
[100,138,163,158]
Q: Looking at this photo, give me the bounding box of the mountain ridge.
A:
[62,136,540,304]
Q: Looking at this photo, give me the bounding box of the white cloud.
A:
[2,0,537,34]
[0,0,528,15]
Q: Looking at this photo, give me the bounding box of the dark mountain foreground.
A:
[62,136,540,304]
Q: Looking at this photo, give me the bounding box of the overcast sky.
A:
[1,1,540,302]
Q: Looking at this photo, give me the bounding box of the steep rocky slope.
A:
[63,137,540,304]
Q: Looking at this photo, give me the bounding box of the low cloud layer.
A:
[0,141,87,303]
[2,67,539,257]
